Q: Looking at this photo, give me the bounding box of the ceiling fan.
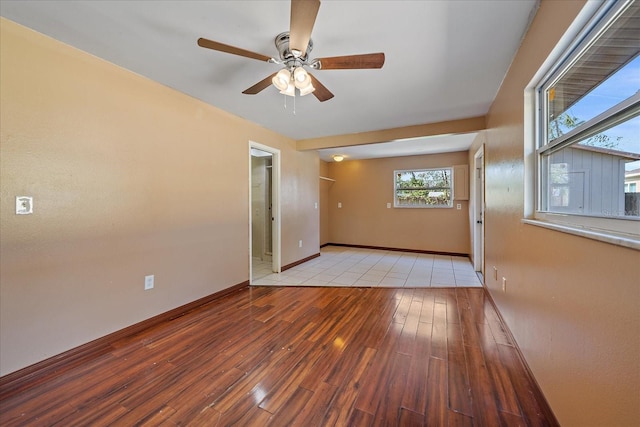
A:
[197,0,385,102]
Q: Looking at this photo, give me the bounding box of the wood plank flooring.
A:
[0,286,557,426]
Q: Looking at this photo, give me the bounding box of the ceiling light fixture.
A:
[272,69,291,91]
[332,155,344,162]
[272,66,315,97]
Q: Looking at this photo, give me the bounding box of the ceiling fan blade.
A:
[197,38,272,62]
[289,0,320,57]
[308,73,334,102]
[242,73,277,95]
[313,53,385,70]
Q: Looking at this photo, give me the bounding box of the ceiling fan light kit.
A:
[272,69,291,91]
[272,66,315,97]
[280,81,296,97]
[297,80,315,96]
[294,67,313,88]
[197,0,385,103]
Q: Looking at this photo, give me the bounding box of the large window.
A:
[535,0,640,238]
[394,168,453,208]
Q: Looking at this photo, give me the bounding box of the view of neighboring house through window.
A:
[394,168,453,208]
[537,0,640,221]
[625,168,640,193]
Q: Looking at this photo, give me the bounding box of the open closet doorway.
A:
[473,145,485,281]
[249,142,281,283]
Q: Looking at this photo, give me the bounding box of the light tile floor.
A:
[252,245,483,288]
[252,257,274,281]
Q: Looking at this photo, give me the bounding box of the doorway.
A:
[473,145,485,279]
[249,142,281,283]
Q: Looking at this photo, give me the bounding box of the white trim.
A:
[522,218,640,250]
[393,167,454,208]
[525,0,607,217]
[534,211,639,233]
[540,93,640,155]
[524,0,639,248]
[524,85,538,218]
[473,145,485,273]
[528,0,618,94]
[249,141,281,284]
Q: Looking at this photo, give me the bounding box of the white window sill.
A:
[522,218,640,251]
[394,205,454,209]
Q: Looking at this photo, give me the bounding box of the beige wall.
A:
[468,1,640,425]
[0,18,319,375]
[327,152,470,254]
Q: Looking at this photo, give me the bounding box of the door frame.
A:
[249,141,281,283]
[473,144,485,275]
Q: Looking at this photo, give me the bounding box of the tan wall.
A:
[0,18,319,375]
[327,152,470,254]
[468,1,640,425]
[319,160,331,246]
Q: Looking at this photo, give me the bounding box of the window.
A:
[534,0,640,241]
[394,168,453,208]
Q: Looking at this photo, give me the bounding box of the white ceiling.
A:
[317,132,478,162]
[1,0,537,160]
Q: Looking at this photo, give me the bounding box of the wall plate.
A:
[16,196,33,215]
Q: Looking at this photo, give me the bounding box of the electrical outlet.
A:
[145,275,154,290]
[457,203,462,210]
[338,202,342,208]
[387,203,391,208]
[502,277,507,292]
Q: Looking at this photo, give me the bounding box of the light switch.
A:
[338,202,342,208]
[16,196,33,215]
[145,275,154,290]
[386,203,391,208]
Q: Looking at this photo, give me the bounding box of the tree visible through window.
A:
[394,168,452,207]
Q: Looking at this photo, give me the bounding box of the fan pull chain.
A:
[282,94,296,115]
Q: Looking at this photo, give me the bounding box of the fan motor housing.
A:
[275,32,312,65]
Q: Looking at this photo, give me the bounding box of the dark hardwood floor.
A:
[0,286,557,426]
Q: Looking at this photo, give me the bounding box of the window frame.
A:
[528,0,640,248]
[393,167,454,209]
[537,94,640,220]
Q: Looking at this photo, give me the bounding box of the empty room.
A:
[1,0,638,426]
